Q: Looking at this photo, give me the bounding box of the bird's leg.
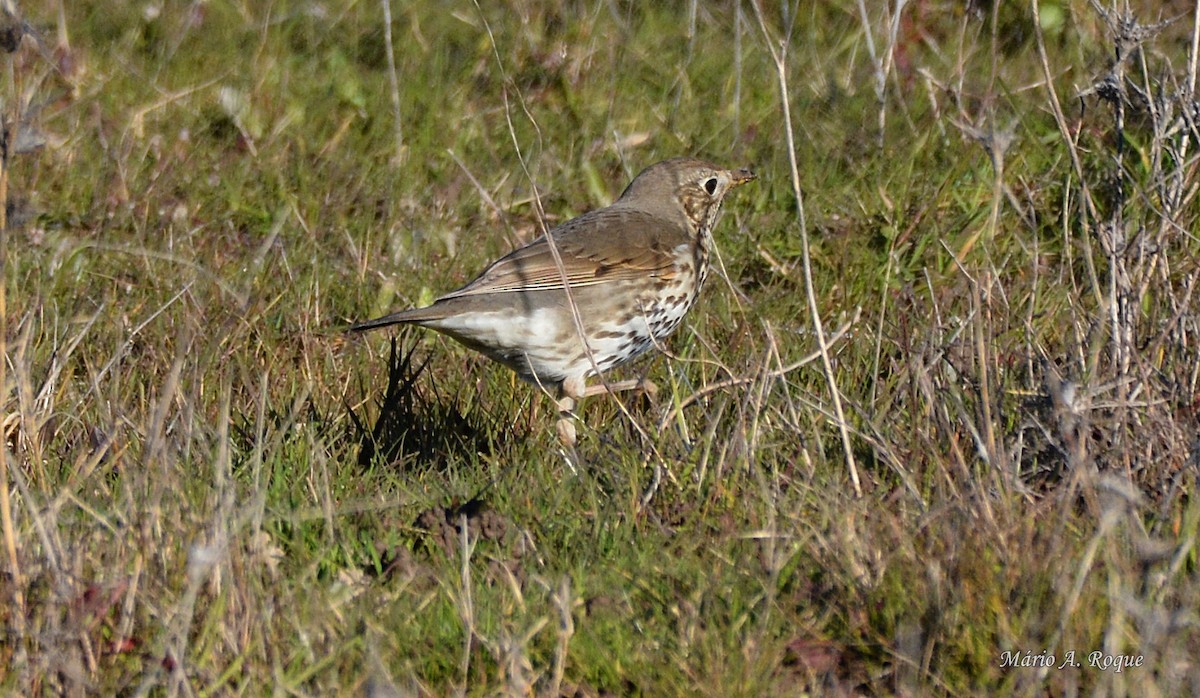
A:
[555,394,577,447]
[556,377,584,448]
[555,376,657,450]
[580,377,659,400]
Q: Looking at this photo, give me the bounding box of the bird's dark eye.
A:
[704,177,718,195]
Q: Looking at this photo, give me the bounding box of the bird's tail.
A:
[348,306,448,332]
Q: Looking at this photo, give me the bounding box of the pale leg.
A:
[556,375,658,448]
[556,376,585,448]
[556,393,578,447]
[579,377,659,399]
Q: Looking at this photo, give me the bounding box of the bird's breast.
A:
[641,244,702,341]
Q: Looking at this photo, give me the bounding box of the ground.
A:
[1,1,1198,695]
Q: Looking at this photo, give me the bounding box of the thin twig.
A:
[380,0,404,164]
[658,311,858,428]
[750,1,863,497]
[471,0,662,467]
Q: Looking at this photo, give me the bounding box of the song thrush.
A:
[352,157,755,446]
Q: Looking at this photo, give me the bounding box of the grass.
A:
[2,0,1199,695]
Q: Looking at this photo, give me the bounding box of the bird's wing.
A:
[440,207,692,298]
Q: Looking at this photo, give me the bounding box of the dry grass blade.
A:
[750,0,862,498]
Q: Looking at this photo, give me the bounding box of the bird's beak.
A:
[729,168,756,187]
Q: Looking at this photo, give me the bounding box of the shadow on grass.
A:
[349,333,497,471]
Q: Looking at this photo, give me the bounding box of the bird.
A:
[351,157,756,447]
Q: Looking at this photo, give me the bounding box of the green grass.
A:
[3,0,1199,695]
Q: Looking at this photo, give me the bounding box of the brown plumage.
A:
[352,157,755,446]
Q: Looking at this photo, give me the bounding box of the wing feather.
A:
[440,206,690,299]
